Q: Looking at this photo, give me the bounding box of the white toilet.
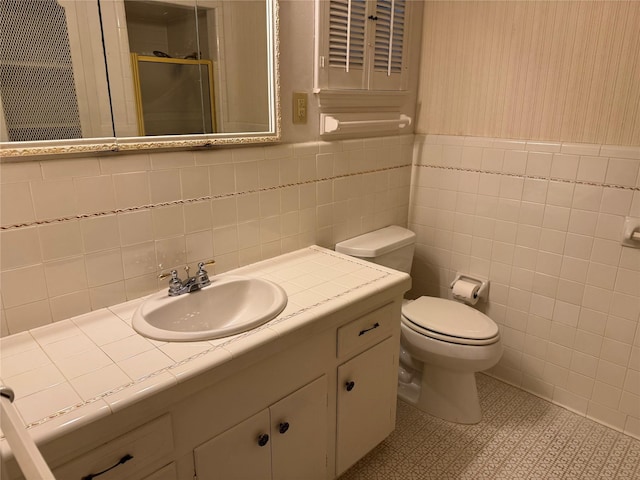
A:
[335,225,503,424]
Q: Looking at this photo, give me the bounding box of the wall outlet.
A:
[292,92,307,124]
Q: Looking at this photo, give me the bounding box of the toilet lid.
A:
[402,297,499,341]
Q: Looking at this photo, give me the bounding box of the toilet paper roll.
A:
[452,279,480,305]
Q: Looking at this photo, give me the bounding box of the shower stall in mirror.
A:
[131,55,215,136]
[125,0,215,136]
[122,0,270,138]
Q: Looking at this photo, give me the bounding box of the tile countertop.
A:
[0,246,410,448]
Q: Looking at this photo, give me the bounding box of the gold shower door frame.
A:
[131,53,216,136]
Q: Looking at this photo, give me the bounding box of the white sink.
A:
[132,275,288,342]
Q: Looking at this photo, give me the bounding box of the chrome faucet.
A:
[159,260,215,296]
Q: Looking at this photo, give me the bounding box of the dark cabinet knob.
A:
[345,381,355,392]
[257,433,270,447]
[279,422,290,434]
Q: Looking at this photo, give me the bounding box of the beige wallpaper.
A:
[416,0,640,146]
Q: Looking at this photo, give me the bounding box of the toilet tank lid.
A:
[335,226,415,257]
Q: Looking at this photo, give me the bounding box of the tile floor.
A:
[339,374,640,479]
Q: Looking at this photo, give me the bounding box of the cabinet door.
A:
[315,0,410,91]
[270,376,328,480]
[368,0,410,91]
[194,409,271,480]
[316,0,368,90]
[336,337,397,475]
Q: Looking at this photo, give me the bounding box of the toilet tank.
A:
[335,226,416,273]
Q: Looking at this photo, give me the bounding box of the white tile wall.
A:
[2,132,637,440]
[0,136,413,334]
[410,134,640,439]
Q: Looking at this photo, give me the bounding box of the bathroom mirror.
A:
[0,0,280,157]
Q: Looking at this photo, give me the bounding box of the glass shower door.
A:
[131,54,216,136]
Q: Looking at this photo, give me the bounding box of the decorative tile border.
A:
[0,164,411,231]
[414,164,640,192]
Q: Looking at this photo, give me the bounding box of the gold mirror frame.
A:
[0,0,281,159]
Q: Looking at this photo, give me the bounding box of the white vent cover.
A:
[0,0,82,142]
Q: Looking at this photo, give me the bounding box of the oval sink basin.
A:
[132,276,288,342]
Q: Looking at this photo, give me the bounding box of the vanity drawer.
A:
[53,414,173,480]
[337,302,394,358]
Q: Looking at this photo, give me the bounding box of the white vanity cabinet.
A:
[2,301,403,480]
[0,249,410,480]
[193,376,327,480]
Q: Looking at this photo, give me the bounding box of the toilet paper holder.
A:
[449,274,489,302]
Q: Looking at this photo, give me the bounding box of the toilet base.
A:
[397,378,420,405]
[402,366,482,424]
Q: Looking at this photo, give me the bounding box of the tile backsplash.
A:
[410,134,640,438]
[0,136,413,335]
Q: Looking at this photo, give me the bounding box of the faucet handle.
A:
[159,270,184,296]
[158,269,179,281]
[195,260,215,287]
[197,259,215,272]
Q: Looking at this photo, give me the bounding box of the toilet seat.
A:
[401,296,500,346]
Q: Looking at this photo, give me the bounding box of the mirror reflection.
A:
[0,0,275,144]
[125,1,216,135]
[0,0,114,142]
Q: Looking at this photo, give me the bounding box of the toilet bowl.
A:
[335,225,503,424]
[398,296,502,424]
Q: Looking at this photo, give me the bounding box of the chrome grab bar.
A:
[0,386,55,480]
